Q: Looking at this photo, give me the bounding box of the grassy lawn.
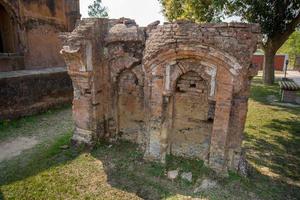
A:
[0,105,73,141]
[0,76,299,200]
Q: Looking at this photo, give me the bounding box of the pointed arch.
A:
[0,0,23,53]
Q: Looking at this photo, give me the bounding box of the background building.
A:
[0,0,80,119]
[0,0,80,72]
[252,53,288,71]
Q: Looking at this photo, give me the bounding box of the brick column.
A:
[61,19,109,146]
[61,42,95,146]
[209,82,233,173]
[227,96,248,170]
[144,77,166,161]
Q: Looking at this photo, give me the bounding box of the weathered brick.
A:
[61,18,261,175]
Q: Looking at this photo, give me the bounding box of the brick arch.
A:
[110,56,144,85]
[144,45,246,93]
[115,67,139,87]
[0,0,25,53]
[145,44,237,170]
[144,43,242,78]
[0,0,20,22]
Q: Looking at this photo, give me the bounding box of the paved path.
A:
[0,67,67,79]
[262,70,300,86]
[286,71,300,86]
[0,137,38,162]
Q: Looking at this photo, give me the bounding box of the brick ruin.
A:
[0,0,80,72]
[0,0,79,119]
[61,18,261,174]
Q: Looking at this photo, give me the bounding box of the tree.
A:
[158,0,225,22]
[278,30,300,69]
[226,1,300,84]
[88,0,108,18]
[159,0,300,85]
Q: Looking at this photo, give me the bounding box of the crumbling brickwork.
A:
[61,18,261,174]
[0,0,80,72]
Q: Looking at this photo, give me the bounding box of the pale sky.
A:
[80,0,241,26]
[80,0,166,26]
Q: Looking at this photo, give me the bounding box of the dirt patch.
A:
[0,136,38,162]
[0,107,73,163]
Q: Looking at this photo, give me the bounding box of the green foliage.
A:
[158,0,226,22]
[159,0,300,38]
[278,30,300,67]
[146,162,165,177]
[226,1,300,37]
[159,0,300,84]
[88,0,108,18]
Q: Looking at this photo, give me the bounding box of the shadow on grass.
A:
[0,190,4,200]
[0,132,82,187]
[249,77,281,105]
[90,141,216,199]
[0,104,72,141]
[264,118,300,179]
[245,110,300,181]
[91,141,300,200]
[248,166,300,200]
[91,142,172,200]
[1,137,300,199]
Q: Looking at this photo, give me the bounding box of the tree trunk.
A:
[263,47,276,85]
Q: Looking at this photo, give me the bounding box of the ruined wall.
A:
[0,67,73,119]
[0,0,79,119]
[22,0,80,68]
[61,18,261,175]
[0,0,80,72]
[142,21,261,173]
[25,23,65,68]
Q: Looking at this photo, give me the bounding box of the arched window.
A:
[0,3,17,53]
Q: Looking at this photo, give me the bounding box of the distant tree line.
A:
[278,30,300,69]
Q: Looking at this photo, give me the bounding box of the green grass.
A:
[0,105,72,141]
[0,77,300,199]
[246,77,300,181]
[242,77,300,199]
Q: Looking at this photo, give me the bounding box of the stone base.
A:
[0,67,73,120]
[71,127,95,146]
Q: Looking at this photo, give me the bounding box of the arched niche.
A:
[169,70,213,159]
[116,68,145,144]
[0,2,18,53]
[144,44,238,170]
[144,44,243,94]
